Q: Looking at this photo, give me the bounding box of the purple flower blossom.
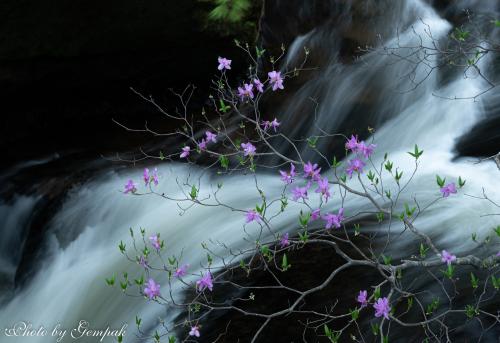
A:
[261,118,281,132]
[292,183,310,201]
[196,272,213,292]
[311,209,321,221]
[358,141,376,159]
[303,161,321,180]
[143,168,150,186]
[279,163,296,184]
[345,135,359,152]
[268,71,284,91]
[441,250,457,265]
[189,326,200,337]
[245,210,261,223]
[357,290,368,307]
[198,139,207,151]
[497,251,500,257]
[180,146,191,158]
[315,177,331,202]
[440,183,457,198]
[346,158,366,178]
[205,131,217,143]
[124,179,137,194]
[152,168,159,186]
[280,232,290,248]
[238,83,254,100]
[144,278,161,299]
[373,297,391,320]
[241,142,256,157]
[149,234,161,250]
[217,57,231,70]
[254,78,264,93]
[174,264,189,278]
[138,255,148,269]
[322,208,345,229]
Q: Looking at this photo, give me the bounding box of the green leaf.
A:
[298,230,309,242]
[134,275,145,286]
[350,308,360,321]
[384,161,393,172]
[436,175,446,188]
[159,151,165,161]
[135,316,142,327]
[491,276,500,290]
[219,99,231,113]
[493,226,500,237]
[407,296,413,311]
[494,19,500,27]
[381,254,392,265]
[458,176,466,188]
[470,273,479,289]
[281,253,291,271]
[465,304,478,319]
[220,155,229,169]
[307,136,318,149]
[408,144,423,159]
[105,275,115,286]
[420,243,429,258]
[374,286,381,300]
[190,185,198,200]
[332,156,342,168]
[168,336,176,343]
[118,241,126,253]
[426,298,440,315]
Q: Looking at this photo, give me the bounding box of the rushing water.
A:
[1,0,499,342]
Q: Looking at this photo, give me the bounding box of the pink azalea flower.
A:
[152,168,159,186]
[198,139,207,151]
[440,183,457,197]
[238,83,254,100]
[196,272,213,292]
[144,278,161,299]
[174,264,189,278]
[345,135,359,151]
[138,255,148,269]
[143,168,150,186]
[279,163,296,184]
[303,161,321,180]
[315,177,331,202]
[217,57,231,70]
[149,234,161,250]
[373,297,391,320]
[441,250,456,265]
[241,142,256,156]
[268,70,284,91]
[245,210,261,223]
[261,118,280,132]
[189,326,200,337]
[205,131,217,143]
[322,208,345,229]
[357,290,368,307]
[292,183,310,201]
[357,141,376,158]
[124,180,137,194]
[310,209,321,221]
[346,158,365,178]
[280,232,290,248]
[180,146,191,158]
[254,78,264,93]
